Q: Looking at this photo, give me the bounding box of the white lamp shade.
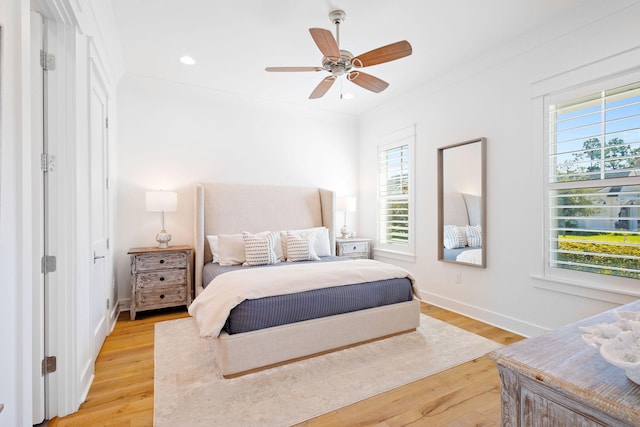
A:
[336,196,356,212]
[145,191,177,212]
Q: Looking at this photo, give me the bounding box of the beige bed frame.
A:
[193,182,421,377]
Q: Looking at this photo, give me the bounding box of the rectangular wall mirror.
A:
[437,137,486,267]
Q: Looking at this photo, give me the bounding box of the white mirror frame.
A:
[437,137,487,267]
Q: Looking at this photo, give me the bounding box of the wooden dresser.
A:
[128,245,193,320]
[488,300,640,426]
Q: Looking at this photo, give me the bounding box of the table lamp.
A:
[336,196,356,238]
[145,190,178,248]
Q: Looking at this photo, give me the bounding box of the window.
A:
[377,126,415,258]
[547,81,640,280]
[379,144,409,244]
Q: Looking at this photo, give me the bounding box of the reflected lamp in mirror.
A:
[437,137,486,267]
[145,190,178,248]
[336,196,356,238]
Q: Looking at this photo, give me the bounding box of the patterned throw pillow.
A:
[242,231,279,266]
[285,231,320,262]
[443,225,468,249]
[466,225,482,247]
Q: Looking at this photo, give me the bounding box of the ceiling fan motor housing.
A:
[322,50,353,77]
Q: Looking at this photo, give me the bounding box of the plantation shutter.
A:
[378,143,410,245]
[548,81,640,279]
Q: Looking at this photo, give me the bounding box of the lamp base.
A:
[340,225,351,239]
[156,230,172,249]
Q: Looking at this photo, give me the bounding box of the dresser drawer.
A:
[135,285,186,309]
[135,270,186,289]
[339,241,369,255]
[135,252,187,271]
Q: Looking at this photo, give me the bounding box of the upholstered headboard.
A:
[443,192,482,227]
[193,183,336,295]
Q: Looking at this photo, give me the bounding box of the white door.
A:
[30,11,46,424]
[89,60,110,363]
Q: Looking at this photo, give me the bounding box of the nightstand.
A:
[128,245,193,320]
[336,238,372,259]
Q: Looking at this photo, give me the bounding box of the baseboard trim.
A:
[419,291,547,338]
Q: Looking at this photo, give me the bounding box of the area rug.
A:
[154,314,502,426]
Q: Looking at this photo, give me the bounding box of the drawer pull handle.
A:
[353,246,357,250]
[159,277,165,281]
[160,294,165,299]
[159,259,165,264]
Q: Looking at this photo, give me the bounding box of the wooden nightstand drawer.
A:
[135,270,186,289]
[135,252,187,271]
[340,241,369,254]
[135,285,186,309]
[336,238,372,259]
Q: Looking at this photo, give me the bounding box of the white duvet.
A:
[188,259,417,337]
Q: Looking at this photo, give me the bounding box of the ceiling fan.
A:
[265,10,412,99]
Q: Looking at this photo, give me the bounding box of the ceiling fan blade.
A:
[309,28,341,61]
[265,66,324,72]
[347,71,389,93]
[352,40,412,68]
[309,76,336,99]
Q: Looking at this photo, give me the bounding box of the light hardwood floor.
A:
[49,302,523,427]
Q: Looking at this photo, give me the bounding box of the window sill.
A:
[373,248,416,263]
[531,274,640,305]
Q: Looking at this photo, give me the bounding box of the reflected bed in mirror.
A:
[437,137,486,267]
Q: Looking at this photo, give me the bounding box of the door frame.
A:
[32,0,85,418]
[32,0,117,418]
[30,11,45,424]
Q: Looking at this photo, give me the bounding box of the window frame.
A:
[541,73,640,299]
[375,126,416,262]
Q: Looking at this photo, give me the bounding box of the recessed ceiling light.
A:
[180,56,196,65]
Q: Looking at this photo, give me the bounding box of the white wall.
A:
[359,0,640,336]
[115,74,359,307]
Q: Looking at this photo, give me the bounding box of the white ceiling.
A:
[110,0,586,115]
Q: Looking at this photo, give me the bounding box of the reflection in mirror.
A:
[438,138,486,267]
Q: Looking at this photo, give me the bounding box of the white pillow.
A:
[285,231,320,262]
[242,231,279,266]
[466,225,482,248]
[281,226,331,258]
[272,232,285,262]
[309,226,331,256]
[218,234,246,266]
[206,235,220,263]
[443,225,467,249]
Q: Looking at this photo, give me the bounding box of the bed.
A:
[189,182,421,377]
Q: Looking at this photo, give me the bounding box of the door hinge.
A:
[105,117,109,128]
[40,153,56,172]
[42,356,57,375]
[107,299,110,310]
[40,50,56,71]
[41,255,57,273]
